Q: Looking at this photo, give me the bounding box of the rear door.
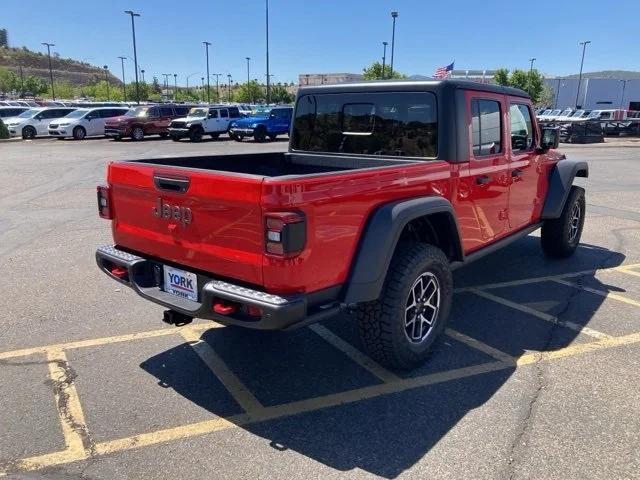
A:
[507,102,545,229]
[108,162,266,285]
[457,93,510,251]
[158,106,175,131]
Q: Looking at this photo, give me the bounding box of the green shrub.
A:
[0,119,9,139]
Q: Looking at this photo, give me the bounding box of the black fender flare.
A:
[541,159,589,219]
[343,196,463,305]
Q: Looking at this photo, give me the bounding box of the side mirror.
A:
[538,127,559,152]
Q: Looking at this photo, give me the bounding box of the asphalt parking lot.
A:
[1,135,639,479]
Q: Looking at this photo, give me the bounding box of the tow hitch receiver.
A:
[163,309,193,326]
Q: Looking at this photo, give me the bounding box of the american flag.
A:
[433,62,454,79]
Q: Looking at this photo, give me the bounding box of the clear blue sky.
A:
[3,0,639,85]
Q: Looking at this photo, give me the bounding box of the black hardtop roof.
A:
[298,78,530,99]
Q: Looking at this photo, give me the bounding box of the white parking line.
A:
[550,278,640,308]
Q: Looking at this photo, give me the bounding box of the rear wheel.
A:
[541,186,585,258]
[131,127,145,141]
[189,127,203,142]
[254,127,267,142]
[22,126,36,139]
[72,126,86,140]
[355,243,453,370]
[113,136,122,141]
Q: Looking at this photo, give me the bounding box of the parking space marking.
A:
[308,324,400,383]
[3,327,640,476]
[618,267,640,278]
[180,328,264,413]
[445,328,516,364]
[468,288,612,340]
[550,278,640,308]
[0,322,217,361]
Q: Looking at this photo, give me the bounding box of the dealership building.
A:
[544,78,640,110]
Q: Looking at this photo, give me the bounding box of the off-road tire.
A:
[355,243,453,370]
[541,186,585,258]
[72,126,86,140]
[254,127,267,142]
[189,127,203,142]
[131,127,145,141]
[22,126,36,139]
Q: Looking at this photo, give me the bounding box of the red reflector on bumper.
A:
[110,266,128,278]
[213,302,237,315]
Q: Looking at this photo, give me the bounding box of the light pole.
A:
[529,58,536,74]
[141,69,145,83]
[162,73,171,99]
[575,40,591,108]
[211,74,222,102]
[227,74,232,103]
[620,80,628,110]
[382,41,388,79]
[41,42,56,100]
[124,10,141,104]
[203,41,211,103]
[103,65,110,101]
[201,77,205,102]
[246,57,251,103]
[390,11,398,78]
[118,56,127,101]
[265,0,271,104]
[173,73,178,100]
[186,73,199,98]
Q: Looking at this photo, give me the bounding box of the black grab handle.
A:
[153,174,190,194]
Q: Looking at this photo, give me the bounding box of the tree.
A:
[493,68,546,104]
[23,75,48,96]
[0,68,19,95]
[0,119,9,139]
[537,84,555,108]
[234,80,265,103]
[151,76,161,94]
[362,61,405,80]
[270,84,293,104]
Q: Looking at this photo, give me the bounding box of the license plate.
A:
[163,266,198,302]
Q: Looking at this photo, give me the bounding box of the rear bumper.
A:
[96,245,340,330]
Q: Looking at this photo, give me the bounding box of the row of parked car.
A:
[534,107,640,137]
[0,103,294,142]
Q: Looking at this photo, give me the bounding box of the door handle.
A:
[476,175,490,185]
[511,169,523,177]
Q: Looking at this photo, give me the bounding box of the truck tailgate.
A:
[107,162,265,285]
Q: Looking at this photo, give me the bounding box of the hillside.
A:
[0,46,121,85]
[564,70,640,80]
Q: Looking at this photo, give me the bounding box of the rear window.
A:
[292,91,438,158]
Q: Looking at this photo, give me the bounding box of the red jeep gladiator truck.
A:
[96,80,588,369]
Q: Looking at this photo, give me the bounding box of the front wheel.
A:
[22,126,36,139]
[355,243,453,370]
[189,128,203,142]
[131,127,145,141]
[541,186,585,258]
[253,127,267,143]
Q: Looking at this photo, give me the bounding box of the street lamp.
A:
[265,0,271,104]
[382,42,388,79]
[173,73,178,100]
[118,56,127,101]
[390,11,398,77]
[227,74,232,103]
[140,69,145,83]
[201,77,205,102]
[620,80,628,110]
[103,65,110,101]
[203,41,212,103]
[529,58,536,74]
[576,40,591,108]
[124,10,141,104]
[211,74,222,102]
[246,57,251,103]
[41,42,55,100]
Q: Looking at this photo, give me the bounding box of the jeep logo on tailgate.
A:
[153,197,192,226]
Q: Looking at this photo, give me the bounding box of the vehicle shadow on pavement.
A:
[140,237,625,478]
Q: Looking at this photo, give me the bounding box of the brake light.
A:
[265,212,306,257]
[96,185,112,219]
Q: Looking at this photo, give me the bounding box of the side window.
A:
[147,107,159,118]
[160,107,174,117]
[471,99,502,156]
[220,109,229,118]
[175,107,189,116]
[228,107,240,118]
[208,109,218,118]
[509,104,534,151]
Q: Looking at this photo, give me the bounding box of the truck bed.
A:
[131,152,417,178]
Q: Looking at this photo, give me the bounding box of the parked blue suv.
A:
[228,106,293,142]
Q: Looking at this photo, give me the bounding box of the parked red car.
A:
[104,104,196,141]
[96,80,588,369]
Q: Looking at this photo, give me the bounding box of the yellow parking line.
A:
[180,328,264,413]
[550,278,640,308]
[4,328,640,475]
[469,288,611,340]
[308,324,400,383]
[0,322,219,361]
[618,267,640,279]
[445,328,516,364]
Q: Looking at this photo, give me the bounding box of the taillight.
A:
[96,185,112,219]
[265,212,306,257]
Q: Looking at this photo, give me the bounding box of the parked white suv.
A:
[48,107,129,140]
[4,107,76,139]
[168,105,241,142]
